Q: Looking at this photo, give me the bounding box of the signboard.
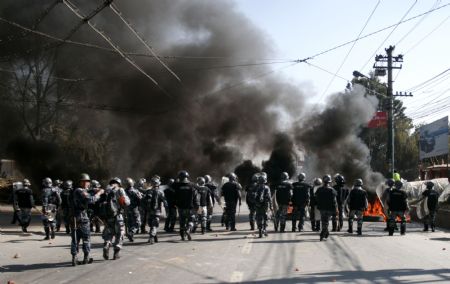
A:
[419,116,449,160]
[367,111,387,128]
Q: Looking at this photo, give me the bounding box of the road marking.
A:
[230,271,243,283]
[241,241,253,254]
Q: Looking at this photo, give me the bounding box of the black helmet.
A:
[257,174,267,184]
[251,173,259,183]
[80,173,91,182]
[385,178,395,187]
[151,175,161,186]
[177,170,189,182]
[91,180,101,188]
[298,173,306,182]
[54,179,62,186]
[197,177,206,186]
[281,172,289,181]
[42,177,52,187]
[394,180,403,190]
[63,180,73,189]
[168,178,175,185]
[137,178,146,188]
[334,174,345,185]
[125,177,135,188]
[109,177,122,186]
[23,178,31,186]
[426,181,434,189]
[322,175,332,184]
[228,173,237,182]
[204,175,212,184]
[313,178,323,186]
[354,179,363,187]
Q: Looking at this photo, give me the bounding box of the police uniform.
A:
[291,181,310,232]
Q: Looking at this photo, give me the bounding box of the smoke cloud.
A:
[0,0,383,188]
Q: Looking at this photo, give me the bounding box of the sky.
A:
[235,0,450,126]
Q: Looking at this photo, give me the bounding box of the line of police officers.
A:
[9,170,440,265]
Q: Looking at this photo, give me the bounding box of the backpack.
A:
[98,189,119,219]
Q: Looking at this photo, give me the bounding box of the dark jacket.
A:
[291,182,311,207]
[422,188,439,211]
[315,185,337,211]
[387,189,408,211]
[221,181,242,206]
[274,181,293,206]
[143,188,167,214]
[196,185,213,208]
[334,184,349,207]
[15,187,34,208]
[347,187,368,211]
[173,182,198,209]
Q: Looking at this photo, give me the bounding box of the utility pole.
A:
[373,46,404,178]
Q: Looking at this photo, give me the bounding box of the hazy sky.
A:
[235,0,450,125]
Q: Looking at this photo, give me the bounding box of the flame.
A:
[364,196,386,221]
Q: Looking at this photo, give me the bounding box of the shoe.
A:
[51,230,55,239]
[201,227,205,234]
[154,235,158,243]
[148,237,154,245]
[43,236,50,240]
[83,254,93,264]
[103,247,110,260]
[264,230,268,237]
[72,256,78,266]
[22,227,28,233]
[258,228,263,238]
[186,230,192,241]
[127,233,134,242]
[230,228,237,231]
[113,249,120,260]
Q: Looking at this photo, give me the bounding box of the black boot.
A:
[280,224,285,233]
[148,236,155,245]
[357,226,362,235]
[338,221,343,232]
[201,227,206,234]
[400,224,406,235]
[72,255,78,266]
[83,253,93,264]
[103,245,110,260]
[423,224,429,232]
[292,221,297,232]
[250,221,255,231]
[206,221,213,232]
[311,221,316,231]
[43,227,50,240]
[95,225,101,233]
[51,228,55,239]
[347,222,353,233]
[113,248,120,260]
[258,228,263,238]
[431,223,436,232]
[315,221,321,232]
[180,230,185,241]
[332,220,337,232]
[127,232,134,242]
[65,225,70,234]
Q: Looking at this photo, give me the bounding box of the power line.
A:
[109,3,181,82]
[360,0,417,71]
[318,0,381,101]
[405,67,450,92]
[0,67,88,82]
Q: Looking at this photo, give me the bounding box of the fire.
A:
[363,195,386,222]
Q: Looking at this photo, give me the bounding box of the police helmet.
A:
[257,175,267,184]
[42,177,52,187]
[313,178,323,186]
[91,180,101,188]
[177,170,189,181]
[204,175,212,184]
[281,172,289,181]
[23,179,31,187]
[322,175,332,184]
[228,173,237,182]
[63,180,73,189]
[251,173,259,183]
[385,178,395,187]
[298,173,306,182]
[426,181,434,189]
[197,177,206,186]
[168,178,175,185]
[137,178,146,188]
[151,176,161,186]
[80,173,91,182]
[109,177,122,186]
[394,180,403,190]
[125,177,135,188]
[334,174,345,185]
[354,179,363,187]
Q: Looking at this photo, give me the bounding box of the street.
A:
[1,205,450,284]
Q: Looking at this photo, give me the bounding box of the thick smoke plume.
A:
[0,0,384,188]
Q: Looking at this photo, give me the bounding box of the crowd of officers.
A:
[9,170,440,266]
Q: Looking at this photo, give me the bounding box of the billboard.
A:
[367,111,387,128]
[419,116,449,160]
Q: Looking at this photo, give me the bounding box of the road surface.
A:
[1,206,450,283]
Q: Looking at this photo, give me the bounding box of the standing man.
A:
[332,174,349,232]
[164,178,177,233]
[142,176,167,244]
[221,173,242,231]
[386,180,408,236]
[273,172,293,233]
[291,173,310,232]
[136,178,148,234]
[173,171,198,241]
[99,177,130,260]
[315,175,338,241]
[54,179,63,232]
[60,180,74,234]
[41,177,61,240]
[254,174,272,238]
[88,180,102,233]
[418,181,439,232]
[245,174,259,231]
[381,178,395,231]
[70,173,104,266]
[311,178,323,232]
[345,179,368,235]
[204,174,220,232]
[13,180,35,233]
[124,178,142,242]
[195,177,213,234]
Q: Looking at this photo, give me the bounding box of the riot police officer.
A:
[204,174,220,231]
[142,176,167,244]
[173,171,198,241]
[88,180,102,233]
[41,177,61,240]
[54,179,63,232]
[136,178,148,233]
[381,178,395,231]
[124,177,142,242]
[386,180,408,236]
[291,173,310,232]
[346,179,368,235]
[164,178,177,232]
[245,174,259,230]
[273,172,293,233]
[421,181,439,232]
[221,173,242,231]
[70,173,104,266]
[311,178,323,231]
[99,177,130,260]
[332,174,349,232]
[60,180,73,234]
[195,177,213,234]
[13,180,35,233]
[315,175,337,241]
[254,174,272,238]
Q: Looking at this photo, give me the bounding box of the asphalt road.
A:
[1,206,450,284]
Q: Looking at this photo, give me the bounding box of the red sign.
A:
[368,111,387,128]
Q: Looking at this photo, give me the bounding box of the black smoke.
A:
[262,133,298,184]
[234,160,261,189]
